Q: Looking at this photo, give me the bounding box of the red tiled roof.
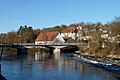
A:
[36,32,58,41]
[62,26,75,32]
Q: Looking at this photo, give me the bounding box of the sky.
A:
[0,0,120,33]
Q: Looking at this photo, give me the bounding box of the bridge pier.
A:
[17,48,28,55]
[53,48,61,53]
[49,49,54,55]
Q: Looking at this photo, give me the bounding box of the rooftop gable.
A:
[36,32,58,41]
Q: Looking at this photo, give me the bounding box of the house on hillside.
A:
[35,32,65,45]
[61,26,84,42]
[99,27,112,48]
[99,27,111,39]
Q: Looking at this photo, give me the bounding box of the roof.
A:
[62,26,83,33]
[99,27,111,31]
[62,26,75,32]
[36,32,58,41]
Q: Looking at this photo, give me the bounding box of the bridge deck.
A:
[0,43,87,49]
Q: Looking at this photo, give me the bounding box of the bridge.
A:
[0,43,82,55]
[0,43,28,55]
[0,43,82,80]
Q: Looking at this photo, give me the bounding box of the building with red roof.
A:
[35,31,65,45]
[61,26,83,42]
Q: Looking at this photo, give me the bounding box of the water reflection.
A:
[1,52,119,80]
[35,52,50,61]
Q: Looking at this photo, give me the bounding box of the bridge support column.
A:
[49,49,54,55]
[53,48,61,53]
[17,48,28,55]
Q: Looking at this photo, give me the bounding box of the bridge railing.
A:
[0,43,84,47]
[20,43,81,46]
[0,43,15,46]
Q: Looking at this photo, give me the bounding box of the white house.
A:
[99,27,111,39]
[61,26,83,42]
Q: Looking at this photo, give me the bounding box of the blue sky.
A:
[0,0,120,33]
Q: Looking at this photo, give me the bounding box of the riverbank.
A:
[79,53,120,66]
[69,53,120,77]
[78,42,120,66]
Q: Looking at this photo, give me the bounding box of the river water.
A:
[1,52,120,80]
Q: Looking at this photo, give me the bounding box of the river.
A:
[0,52,120,80]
